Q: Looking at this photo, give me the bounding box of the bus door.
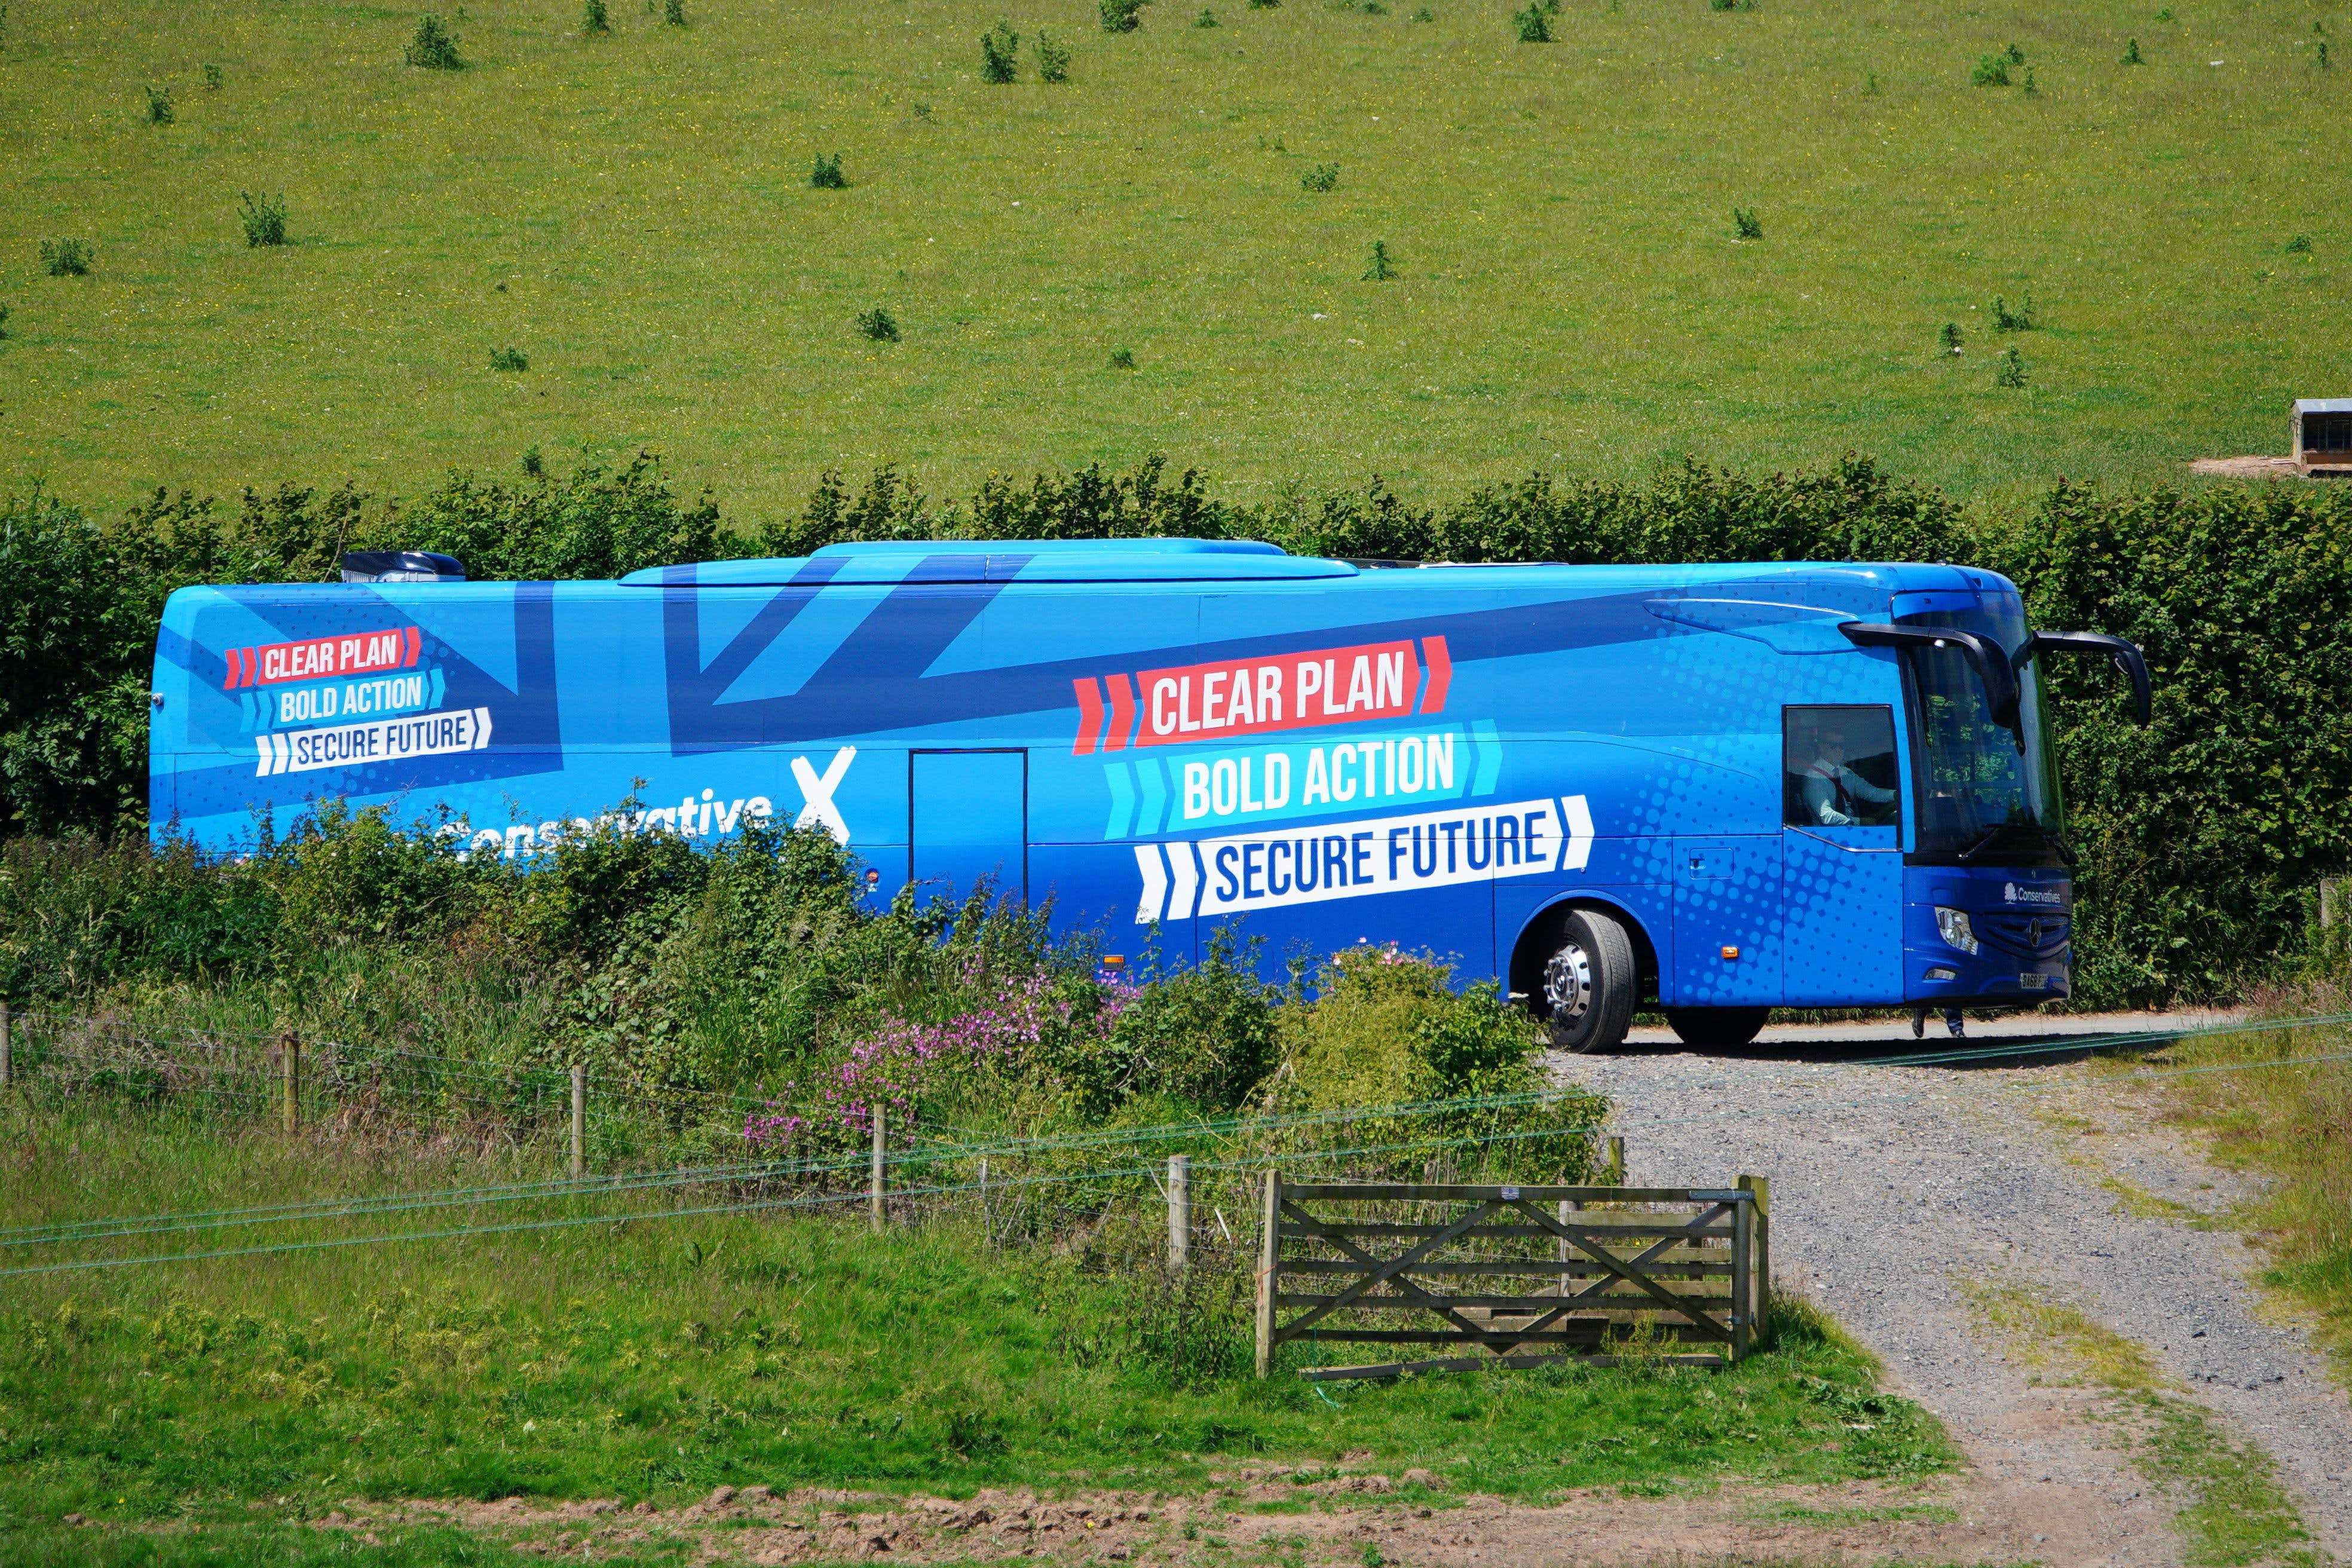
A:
[1670,835,1783,1004]
[910,749,1028,904]
[1778,705,1904,1004]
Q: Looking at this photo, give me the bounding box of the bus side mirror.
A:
[1838,621,2023,745]
[2024,630,2153,727]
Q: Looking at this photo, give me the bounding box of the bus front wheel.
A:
[1542,909,1637,1055]
[1662,1006,1770,1051]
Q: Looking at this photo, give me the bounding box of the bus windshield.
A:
[1900,600,2068,865]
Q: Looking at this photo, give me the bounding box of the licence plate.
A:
[2019,973,2048,991]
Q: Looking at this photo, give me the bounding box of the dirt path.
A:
[1557,1012,2352,1567]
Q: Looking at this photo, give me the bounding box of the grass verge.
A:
[1955,1275,2315,1568]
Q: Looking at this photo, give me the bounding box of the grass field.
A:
[0,0,2342,522]
[0,1105,1956,1564]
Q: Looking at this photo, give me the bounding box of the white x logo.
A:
[789,746,857,844]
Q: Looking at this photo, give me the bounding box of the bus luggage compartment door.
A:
[1669,837,1783,1005]
[910,749,1028,905]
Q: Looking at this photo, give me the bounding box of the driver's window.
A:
[1784,706,1901,829]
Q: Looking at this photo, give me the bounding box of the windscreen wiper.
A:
[1955,826,2011,863]
[1839,622,2023,749]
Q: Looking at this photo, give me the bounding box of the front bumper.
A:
[1902,868,2072,1004]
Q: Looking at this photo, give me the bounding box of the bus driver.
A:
[1797,721,1897,828]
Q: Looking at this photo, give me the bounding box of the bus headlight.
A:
[1935,906,1980,955]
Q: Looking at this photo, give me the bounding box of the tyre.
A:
[1662,1006,1770,1051]
[1541,908,1639,1055]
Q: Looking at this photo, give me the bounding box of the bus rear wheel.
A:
[1542,909,1637,1055]
[1662,1006,1770,1051]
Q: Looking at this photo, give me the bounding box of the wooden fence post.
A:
[1606,1134,1625,1186]
[1253,1169,1280,1379]
[281,1031,301,1133]
[1168,1153,1191,1271]
[869,1104,886,1233]
[1740,1173,1771,1344]
[569,1064,587,1179]
[1729,1186,1754,1362]
[978,1155,991,1245]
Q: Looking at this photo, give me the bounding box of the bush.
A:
[583,0,609,33]
[1995,346,2026,387]
[1101,0,1150,32]
[1036,30,1071,79]
[1732,206,1762,240]
[856,307,900,342]
[1991,291,2035,331]
[1260,946,1604,1181]
[405,14,463,68]
[489,345,529,372]
[1971,53,2010,85]
[1300,161,1337,191]
[39,238,90,277]
[238,190,288,247]
[1363,239,1395,279]
[144,85,173,124]
[980,20,1019,80]
[1513,2,1550,41]
[809,151,846,188]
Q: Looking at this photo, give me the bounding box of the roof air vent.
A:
[340,550,466,583]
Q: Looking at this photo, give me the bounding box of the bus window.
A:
[1783,706,1901,829]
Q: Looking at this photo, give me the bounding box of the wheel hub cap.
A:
[1544,943,1594,1023]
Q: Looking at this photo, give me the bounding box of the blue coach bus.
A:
[150,537,2148,1054]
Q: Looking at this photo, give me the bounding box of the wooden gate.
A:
[1253,1174,1770,1380]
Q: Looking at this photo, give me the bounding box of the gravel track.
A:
[1555,1014,2352,1566]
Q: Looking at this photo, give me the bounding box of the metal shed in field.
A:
[2293,399,2352,476]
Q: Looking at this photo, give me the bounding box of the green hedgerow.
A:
[1364,239,1396,280]
[583,0,609,33]
[1513,2,1550,41]
[489,346,529,371]
[1971,53,2011,85]
[405,14,463,68]
[856,307,900,342]
[1301,161,1338,192]
[809,151,846,188]
[1732,206,1762,240]
[980,19,1018,80]
[144,85,174,124]
[39,238,91,277]
[238,190,289,247]
[1037,30,1071,78]
[1101,0,1150,31]
[1995,347,2026,387]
